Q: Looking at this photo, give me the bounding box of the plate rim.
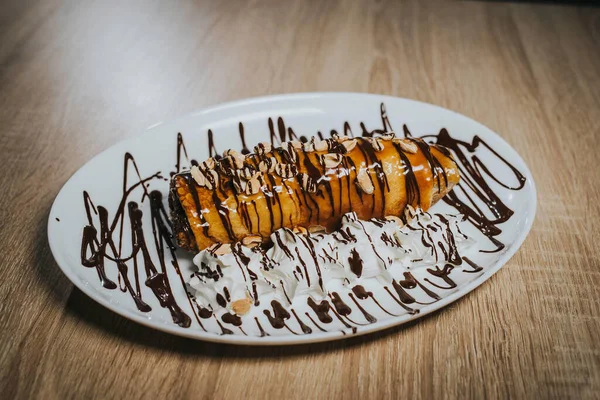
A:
[48,92,537,345]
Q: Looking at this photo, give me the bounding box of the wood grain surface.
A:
[1,1,599,399]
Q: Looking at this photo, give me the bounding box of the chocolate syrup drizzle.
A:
[81,154,196,328]
[79,102,526,337]
[414,127,526,253]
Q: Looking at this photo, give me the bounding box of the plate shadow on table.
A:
[32,206,76,306]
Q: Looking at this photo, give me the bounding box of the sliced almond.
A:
[208,243,232,256]
[242,235,263,248]
[299,173,317,193]
[380,132,395,141]
[314,139,329,152]
[190,165,206,187]
[281,143,298,163]
[356,169,374,194]
[258,161,268,173]
[385,215,404,227]
[233,178,247,194]
[323,153,343,168]
[231,297,253,316]
[336,135,351,142]
[342,139,357,152]
[202,157,216,169]
[400,140,418,154]
[206,169,219,190]
[221,151,245,169]
[308,225,327,234]
[368,137,385,152]
[303,138,328,152]
[245,176,261,195]
[290,140,303,149]
[275,163,297,179]
[268,157,278,172]
[393,138,418,154]
[289,150,298,163]
[293,226,308,235]
[223,149,240,157]
[232,153,246,169]
[302,139,315,152]
[237,166,257,180]
[255,142,272,155]
[258,157,277,173]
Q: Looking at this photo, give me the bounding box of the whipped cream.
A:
[188,207,474,316]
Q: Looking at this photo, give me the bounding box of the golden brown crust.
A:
[170,136,459,252]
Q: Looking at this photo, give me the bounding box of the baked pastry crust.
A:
[169,136,459,252]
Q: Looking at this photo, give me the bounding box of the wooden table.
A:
[1,1,599,398]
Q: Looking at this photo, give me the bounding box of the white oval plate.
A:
[49,93,536,345]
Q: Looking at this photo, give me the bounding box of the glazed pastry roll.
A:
[169,135,460,252]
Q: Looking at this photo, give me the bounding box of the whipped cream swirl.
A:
[188,207,474,316]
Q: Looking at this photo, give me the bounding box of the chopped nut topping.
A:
[245,176,261,195]
[308,225,327,234]
[231,297,253,316]
[290,140,303,149]
[400,140,418,154]
[222,150,246,169]
[202,157,216,169]
[206,169,219,190]
[356,169,375,194]
[208,243,232,256]
[303,138,328,152]
[190,165,207,187]
[299,173,317,193]
[275,163,298,179]
[281,143,298,163]
[293,226,308,235]
[255,142,273,155]
[242,235,263,248]
[233,178,247,194]
[393,138,418,154]
[380,132,395,141]
[237,166,257,180]
[368,137,385,152]
[258,157,277,173]
[315,139,329,152]
[342,139,357,152]
[323,153,343,168]
[223,149,239,157]
[385,215,404,227]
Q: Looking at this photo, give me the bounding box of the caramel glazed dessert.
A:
[169,133,463,321]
